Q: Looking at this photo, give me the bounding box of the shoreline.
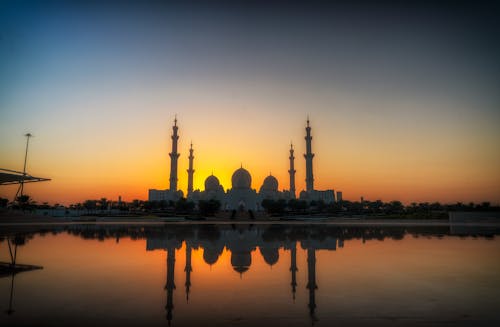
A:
[0,215,498,227]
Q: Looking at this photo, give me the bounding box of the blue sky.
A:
[1,1,499,204]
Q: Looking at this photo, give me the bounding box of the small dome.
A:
[261,175,278,192]
[231,167,252,189]
[204,175,220,191]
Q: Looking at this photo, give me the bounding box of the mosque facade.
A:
[148,117,338,210]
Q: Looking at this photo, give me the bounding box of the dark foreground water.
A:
[1,223,499,327]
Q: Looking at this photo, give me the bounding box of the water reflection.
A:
[147,225,343,325]
[0,236,43,316]
[1,223,499,326]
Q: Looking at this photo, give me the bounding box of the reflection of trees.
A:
[2,224,497,247]
[197,224,220,242]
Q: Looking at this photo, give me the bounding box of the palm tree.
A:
[16,194,33,211]
[99,198,108,211]
[83,200,97,214]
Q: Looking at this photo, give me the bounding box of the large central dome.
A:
[231,167,252,189]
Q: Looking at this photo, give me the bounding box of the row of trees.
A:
[71,198,221,217]
[1,195,498,218]
[261,199,497,217]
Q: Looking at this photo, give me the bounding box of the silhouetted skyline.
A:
[1,0,499,204]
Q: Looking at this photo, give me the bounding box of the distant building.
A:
[299,190,335,203]
[148,189,183,202]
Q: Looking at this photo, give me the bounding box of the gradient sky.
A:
[1,1,499,205]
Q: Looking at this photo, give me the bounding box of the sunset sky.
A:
[1,1,499,205]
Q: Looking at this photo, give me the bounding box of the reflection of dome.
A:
[204,175,221,192]
[231,167,252,189]
[233,266,249,274]
[203,247,221,265]
[260,247,279,266]
[261,175,278,192]
[231,251,251,274]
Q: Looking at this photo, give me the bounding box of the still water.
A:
[1,223,499,326]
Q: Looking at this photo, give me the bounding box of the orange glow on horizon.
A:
[1,108,499,205]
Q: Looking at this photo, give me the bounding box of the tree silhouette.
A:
[16,195,32,211]
[198,199,220,217]
[0,197,8,208]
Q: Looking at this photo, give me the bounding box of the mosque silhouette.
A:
[148,118,340,212]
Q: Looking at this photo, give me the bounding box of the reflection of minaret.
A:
[290,242,298,301]
[306,248,318,324]
[187,143,195,197]
[304,118,314,192]
[289,143,296,199]
[169,117,180,192]
[165,247,176,325]
[184,242,192,302]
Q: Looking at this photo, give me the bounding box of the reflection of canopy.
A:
[0,168,51,185]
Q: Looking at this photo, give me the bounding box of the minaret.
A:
[187,143,195,197]
[184,241,192,302]
[304,118,315,192]
[169,117,180,192]
[290,242,298,301]
[289,143,296,199]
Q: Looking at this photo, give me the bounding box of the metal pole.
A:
[15,133,32,199]
[6,273,15,315]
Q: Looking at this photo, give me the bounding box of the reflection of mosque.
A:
[146,225,342,325]
[3,223,497,324]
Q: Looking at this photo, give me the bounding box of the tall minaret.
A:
[304,118,315,192]
[187,142,194,197]
[288,143,296,199]
[169,117,180,192]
